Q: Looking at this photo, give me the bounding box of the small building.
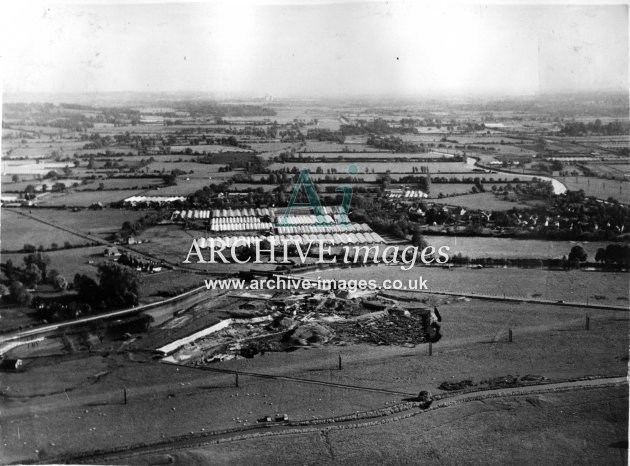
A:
[104,246,121,257]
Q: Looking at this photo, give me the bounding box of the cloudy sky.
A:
[1,1,628,97]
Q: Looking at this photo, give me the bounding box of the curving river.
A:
[466,156,567,195]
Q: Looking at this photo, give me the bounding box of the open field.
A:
[19,208,158,238]
[423,235,614,260]
[306,265,630,303]
[2,177,164,193]
[35,189,148,206]
[143,178,222,195]
[130,225,275,274]
[145,161,229,173]
[76,178,164,190]
[132,386,626,465]
[557,176,630,203]
[0,209,89,250]
[1,161,74,175]
[246,142,298,152]
[1,246,107,280]
[429,192,536,210]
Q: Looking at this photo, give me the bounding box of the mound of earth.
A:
[282,323,333,347]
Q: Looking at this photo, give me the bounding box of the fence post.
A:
[429,342,433,356]
[585,315,590,330]
[235,372,239,388]
[509,329,513,342]
[338,354,342,370]
[123,387,127,405]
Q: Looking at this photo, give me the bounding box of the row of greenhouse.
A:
[212,222,274,232]
[275,223,372,235]
[211,206,347,218]
[173,210,211,220]
[196,231,386,248]
[212,208,274,218]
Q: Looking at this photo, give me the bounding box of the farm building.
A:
[104,246,122,256]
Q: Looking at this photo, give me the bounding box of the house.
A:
[104,246,121,257]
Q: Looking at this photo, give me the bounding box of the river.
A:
[466,156,567,195]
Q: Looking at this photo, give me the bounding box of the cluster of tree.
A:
[117,252,161,272]
[396,175,430,193]
[560,120,629,136]
[449,254,568,269]
[80,132,114,149]
[563,245,589,269]
[211,123,278,139]
[367,135,424,153]
[594,243,630,269]
[507,181,555,200]
[305,128,345,143]
[431,176,523,184]
[349,195,425,239]
[118,212,163,240]
[195,152,264,170]
[174,102,276,118]
[472,178,485,193]
[341,118,419,136]
[4,241,85,254]
[0,253,70,306]
[33,263,140,323]
[162,171,179,186]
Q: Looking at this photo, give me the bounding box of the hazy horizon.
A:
[2,2,628,99]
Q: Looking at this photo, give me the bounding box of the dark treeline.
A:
[560,119,629,136]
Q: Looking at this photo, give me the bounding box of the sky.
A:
[1,1,628,98]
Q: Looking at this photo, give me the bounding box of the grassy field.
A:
[427,183,511,197]
[429,192,535,210]
[150,386,626,465]
[143,178,219,195]
[0,209,89,250]
[1,246,106,280]
[35,189,148,206]
[422,235,614,260]
[144,161,233,175]
[26,208,157,237]
[247,142,298,152]
[306,266,630,303]
[77,178,163,191]
[557,176,630,204]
